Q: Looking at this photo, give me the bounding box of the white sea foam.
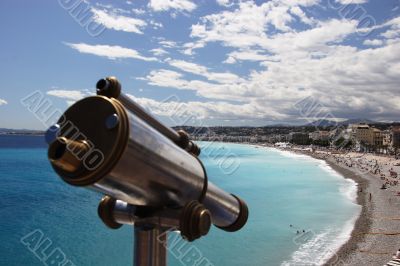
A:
[316,159,359,204]
[281,210,360,266]
[268,147,362,265]
[269,147,319,161]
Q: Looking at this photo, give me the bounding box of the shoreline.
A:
[268,146,400,265]
[269,146,370,265]
[321,157,372,266]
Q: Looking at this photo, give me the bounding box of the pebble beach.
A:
[286,148,400,265]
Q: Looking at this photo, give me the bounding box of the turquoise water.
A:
[0,136,360,265]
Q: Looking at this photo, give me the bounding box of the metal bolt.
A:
[106,114,119,129]
[45,124,60,144]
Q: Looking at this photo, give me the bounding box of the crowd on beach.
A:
[315,151,400,194]
[274,144,400,196]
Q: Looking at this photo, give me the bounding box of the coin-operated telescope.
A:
[46,77,249,266]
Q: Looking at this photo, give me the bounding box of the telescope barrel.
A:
[118,93,181,144]
[96,77,181,143]
[48,95,247,230]
[96,77,200,156]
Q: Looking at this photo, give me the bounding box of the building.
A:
[382,130,392,147]
[309,131,330,141]
[288,132,310,145]
[352,124,373,145]
[351,124,387,151]
[393,127,400,148]
[372,128,383,147]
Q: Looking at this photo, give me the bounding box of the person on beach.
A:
[393,249,400,259]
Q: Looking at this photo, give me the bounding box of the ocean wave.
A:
[281,211,360,266]
[268,148,319,161]
[271,148,362,265]
[338,179,359,204]
[316,160,359,204]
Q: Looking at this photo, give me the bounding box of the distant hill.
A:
[305,118,379,127]
[305,120,342,127]
[0,128,45,135]
[342,118,379,125]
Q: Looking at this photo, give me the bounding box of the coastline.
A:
[321,158,372,266]
[268,146,400,266]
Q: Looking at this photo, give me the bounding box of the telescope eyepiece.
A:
[48,137,89,173]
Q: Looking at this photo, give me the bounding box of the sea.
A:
[0,135,361,266]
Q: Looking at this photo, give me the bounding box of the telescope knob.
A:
[96,77,121,98]
[180,201,211,242]
[176,130,201,156]
[98,196,123,229]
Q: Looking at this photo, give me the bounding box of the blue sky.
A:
[0,0,399,130]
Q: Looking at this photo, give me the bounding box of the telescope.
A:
[46,77,249,266]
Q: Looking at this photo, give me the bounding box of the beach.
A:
[274,146,400,265]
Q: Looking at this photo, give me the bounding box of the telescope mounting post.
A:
[98,196,213,266]
[134,224,167,266]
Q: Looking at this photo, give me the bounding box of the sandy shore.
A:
[275,147,400,265]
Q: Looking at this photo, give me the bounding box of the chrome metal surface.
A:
[134,227,167,266]
[110,200,181,228]
[93,111,205,207]
[203,182,241,228]
[117,93,181,143]
[49,95,243,229]
[112,200,136,225]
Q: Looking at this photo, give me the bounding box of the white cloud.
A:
[150,48,169,56]
[127,94,287,124]
[189,1,347,55]
[166,59,243,83]
[0,99,7,105]
[91,8,147,34]
[290,6,315,25]
[132,8,146,15]
[141,39,400,123]
[181,42,205,55]
[149,20,163,29]
[133,1,400,123]
[381,17,400,39]
[65,43,157,61]
[363,39,383,46]
[335,0,368,4]
[148,0,197,12]
[46,90,90,101]
[159,40,178,48]
[47,89,92,105]
[358,15,400,37]
[224,49,278,63]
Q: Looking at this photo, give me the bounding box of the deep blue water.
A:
[0,136,360,266]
